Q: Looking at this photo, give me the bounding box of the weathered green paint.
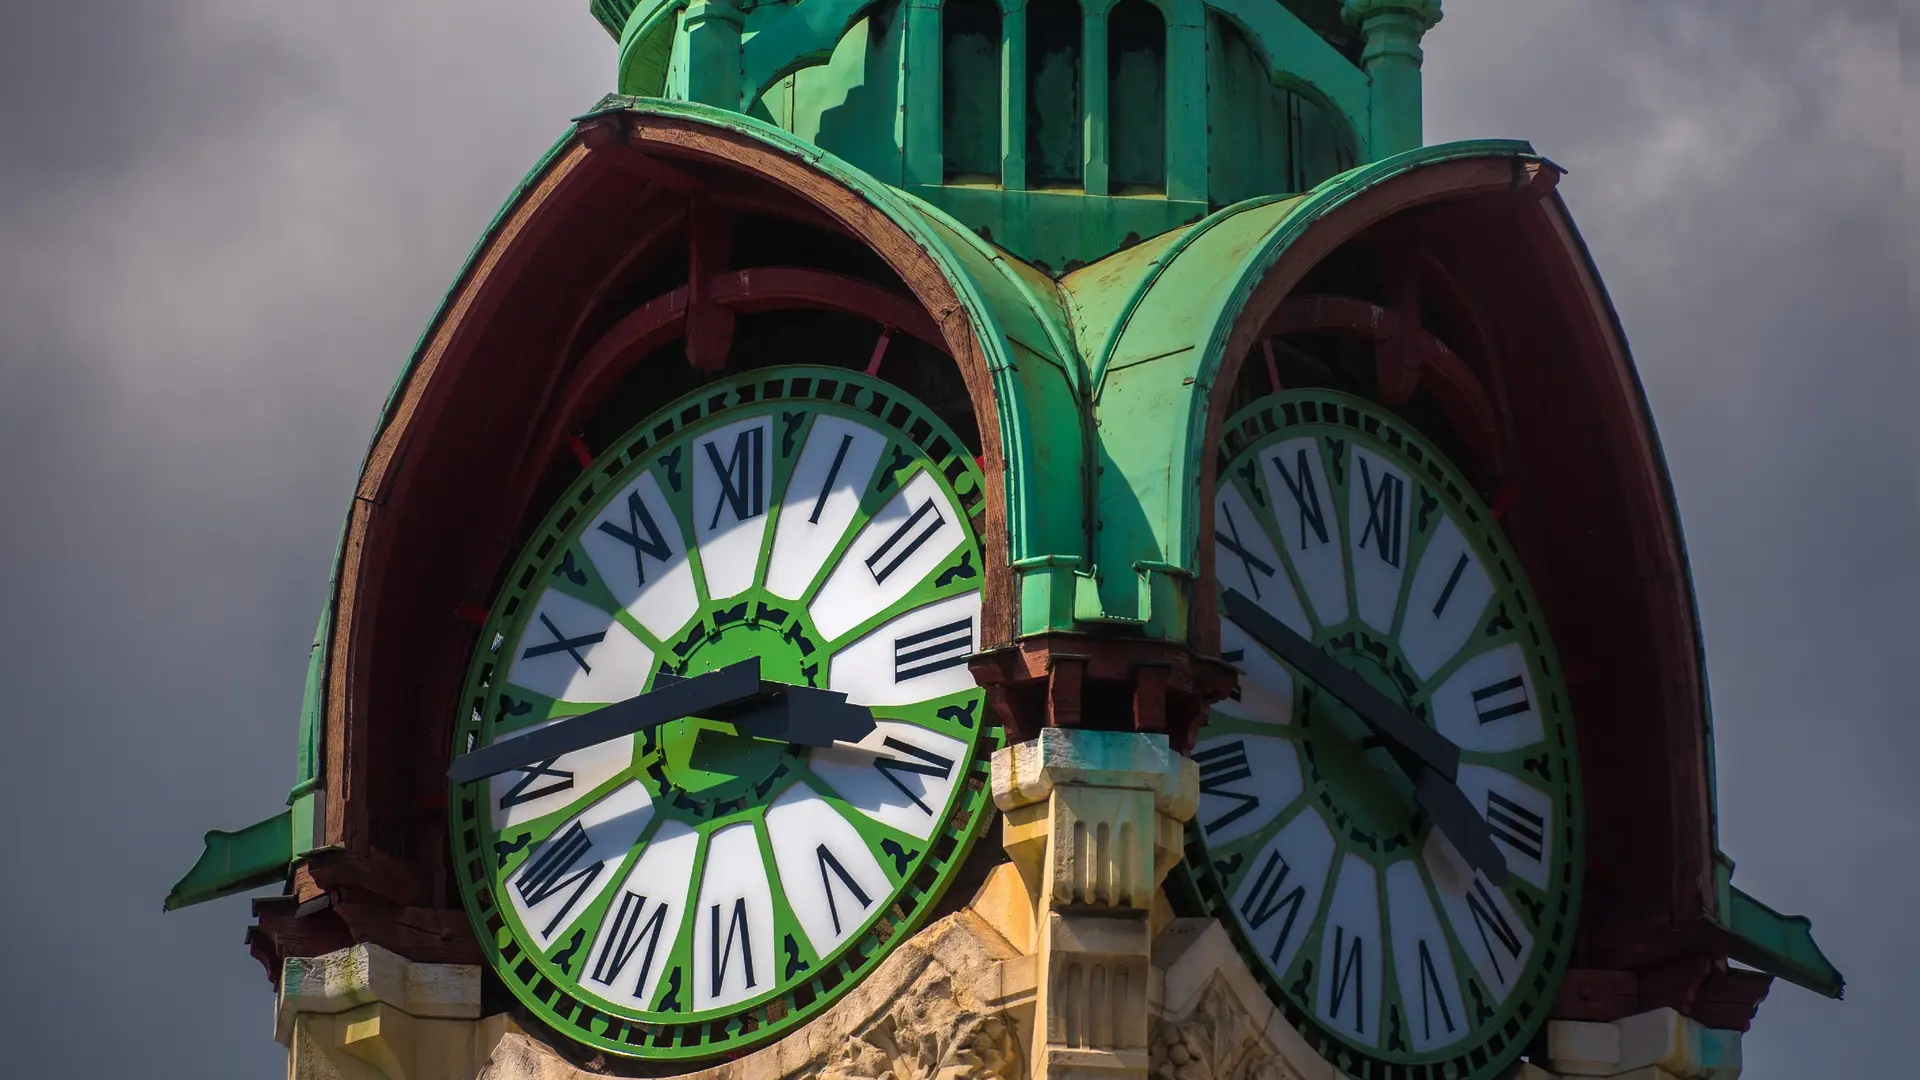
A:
[164,810,293,911]
[1075,140,1531,637]
[908,183,1206,275]
[1107,1,1166,193]
[1206,15,1356,205]
[1715,856,1846,999]
[611,0,1431,269]
[942,0,1002,180]
[1341,0,1442,158]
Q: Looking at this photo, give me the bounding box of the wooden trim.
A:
[325,145,595,850]
[1521,196,1713,929]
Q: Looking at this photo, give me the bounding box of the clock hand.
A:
[1409,759,1510,885]
[1220,589,1507,883]
[447,657,881,785]
[1221,589,1459,780]
[652,671,878,748]
[448,658,765,784]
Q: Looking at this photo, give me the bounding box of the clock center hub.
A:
[1303,643,1423,850]
[651,616,812,809]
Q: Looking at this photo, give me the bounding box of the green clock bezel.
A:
[448,366,1003,1062]
[1181,390,1584,1080]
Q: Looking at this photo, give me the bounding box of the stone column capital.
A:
[991,728,1198,818]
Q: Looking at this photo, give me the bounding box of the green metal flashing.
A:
[1713,857,1844,998]
[163,810,293,911]
[593,0,646,41]
[1205,0,1370,157]
[908,184,1208,277]
[618,0,687,97]
[1077,140,1537,636]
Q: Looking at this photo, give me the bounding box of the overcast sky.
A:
[0,2,1908,1077]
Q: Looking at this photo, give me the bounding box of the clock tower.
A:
[169,3,1841,1078]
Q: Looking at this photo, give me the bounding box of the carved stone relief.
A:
[1150,981,1304,1080]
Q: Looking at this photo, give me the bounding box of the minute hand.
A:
[1221,589,1460,781]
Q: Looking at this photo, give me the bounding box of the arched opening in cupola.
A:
[942,0,1003,182]
[1026,0,1083,188]
[1107,0,1165,194]
[1205,13,1357,203]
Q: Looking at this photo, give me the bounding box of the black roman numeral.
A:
[1471,675,1530,724]
[1193,741,1261,835]
[522,614,605,674]
[1485,790,1545,863]
[866,498,946,584]
[1218,502,1276,598]
[589,890,670,995]
[1416,939,1457,1039]
[1273,448,1331,550]
[893,618,973,681]
[597,490,674,583]
[708,897,757,997]
[514,822,606,937]
[1432,552,1471,617]
[498,758,573,810]
[810,434,855,524]
[1466,877,1523,981]
[1358,457,1404,568]
[705,427,767,528]
[872,737,956,814]
[1240,850,1308,964]
[1327,926,1366,1033]
[816,844,875,935]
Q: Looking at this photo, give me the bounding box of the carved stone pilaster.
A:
[992,729,1199,1080]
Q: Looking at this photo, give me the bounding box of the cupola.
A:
[594,0,1442,272]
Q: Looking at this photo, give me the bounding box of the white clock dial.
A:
[452,369,999,1063]
[1188,391,1582,1080]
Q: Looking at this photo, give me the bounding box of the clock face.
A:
[1184,391,1582,1080]
[449,367,998,1061]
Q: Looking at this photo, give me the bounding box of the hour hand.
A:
[447,658,767,784]
[1219,589,1505,882]
[1410,764,1509,885]
[1221,590,1460,780]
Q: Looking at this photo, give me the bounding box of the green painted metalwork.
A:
[1077,140,1534,638]
[609,0,1435,269]
[1340,0,1441,158]
[165,810,294,912]
[1714,856,1845,999]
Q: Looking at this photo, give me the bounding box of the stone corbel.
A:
[278,943,506,1080]
[1543,1008,1744,1080]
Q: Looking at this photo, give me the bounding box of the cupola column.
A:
[681,0,746,108]
[1341,0,1442,159]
